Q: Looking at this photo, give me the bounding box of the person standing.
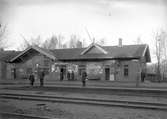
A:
[141,70,146,82]
[71,71,74,80]
[60,70,63,81]
[39,71,45,87]
[67,71,70,81]
[81,71,87,87]
[29,73,35,86]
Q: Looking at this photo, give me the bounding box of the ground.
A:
[1,79,167,89]
[0,79,167,119]
[0,99,167,119]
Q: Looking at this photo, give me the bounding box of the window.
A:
[124,65,129,76]
[78,65,86,76]
[44,57,50,67]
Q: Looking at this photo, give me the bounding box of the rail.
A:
[0,93,167,110]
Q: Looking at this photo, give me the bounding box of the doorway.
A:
[11,68,16,79]
[105,68,110,80]
[60,68,66,81]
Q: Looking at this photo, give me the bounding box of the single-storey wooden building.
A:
[0,42,151,82]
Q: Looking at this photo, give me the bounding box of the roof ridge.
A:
[49,44,148,51]
[102,44,147,47]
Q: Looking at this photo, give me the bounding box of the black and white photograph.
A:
[0,0,167,119]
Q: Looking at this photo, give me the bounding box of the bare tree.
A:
[62,44,67,48]
[81,38,86,47]
[57,34,64,49]
[30,35,42,46]
[154,29,167,81]
[43,35,58,49]
[42,34,64,49]
[159,30,167,79]
[18,34,85,51]
[69,35,77,48]
[69,35,83,48]
[0,23,8,49]
[18,35,43,50]
[18,36,30,50]
[43,34,86,49]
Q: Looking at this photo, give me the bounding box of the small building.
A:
[0,43,151,82]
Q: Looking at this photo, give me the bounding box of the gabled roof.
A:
[3,44,151,63]
[51,44,151,62]
[81,43,108,55]
[10,46,56,63]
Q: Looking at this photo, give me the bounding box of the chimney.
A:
[118,38,122,47]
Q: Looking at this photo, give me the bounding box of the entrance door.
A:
[60,68,64,81]
[11,68,16,79]
[105,68,110,80]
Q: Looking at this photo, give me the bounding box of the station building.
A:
[0,42,151,82]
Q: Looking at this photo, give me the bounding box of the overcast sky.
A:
[0,0,167,62]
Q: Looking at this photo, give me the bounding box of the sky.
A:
[0,0,167,62]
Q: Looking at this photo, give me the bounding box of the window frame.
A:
[124,65,129,77]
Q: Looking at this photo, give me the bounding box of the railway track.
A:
[4,86,167,98]
[0,93,167,110]
[0,111,57,119]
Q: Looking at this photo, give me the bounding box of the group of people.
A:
[29,70,88,87]
[61,70,88,86]
[29,71,45,87]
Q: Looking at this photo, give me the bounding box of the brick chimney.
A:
[118,38,123,47]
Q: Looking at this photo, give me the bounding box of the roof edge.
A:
[10,46,56,62]
[142,44,151,62]
[80,43,108,55]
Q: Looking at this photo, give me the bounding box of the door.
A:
[105,68,110,80]
[11,68,16,79]
[60,66,67,81]
[60,68,64,81]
